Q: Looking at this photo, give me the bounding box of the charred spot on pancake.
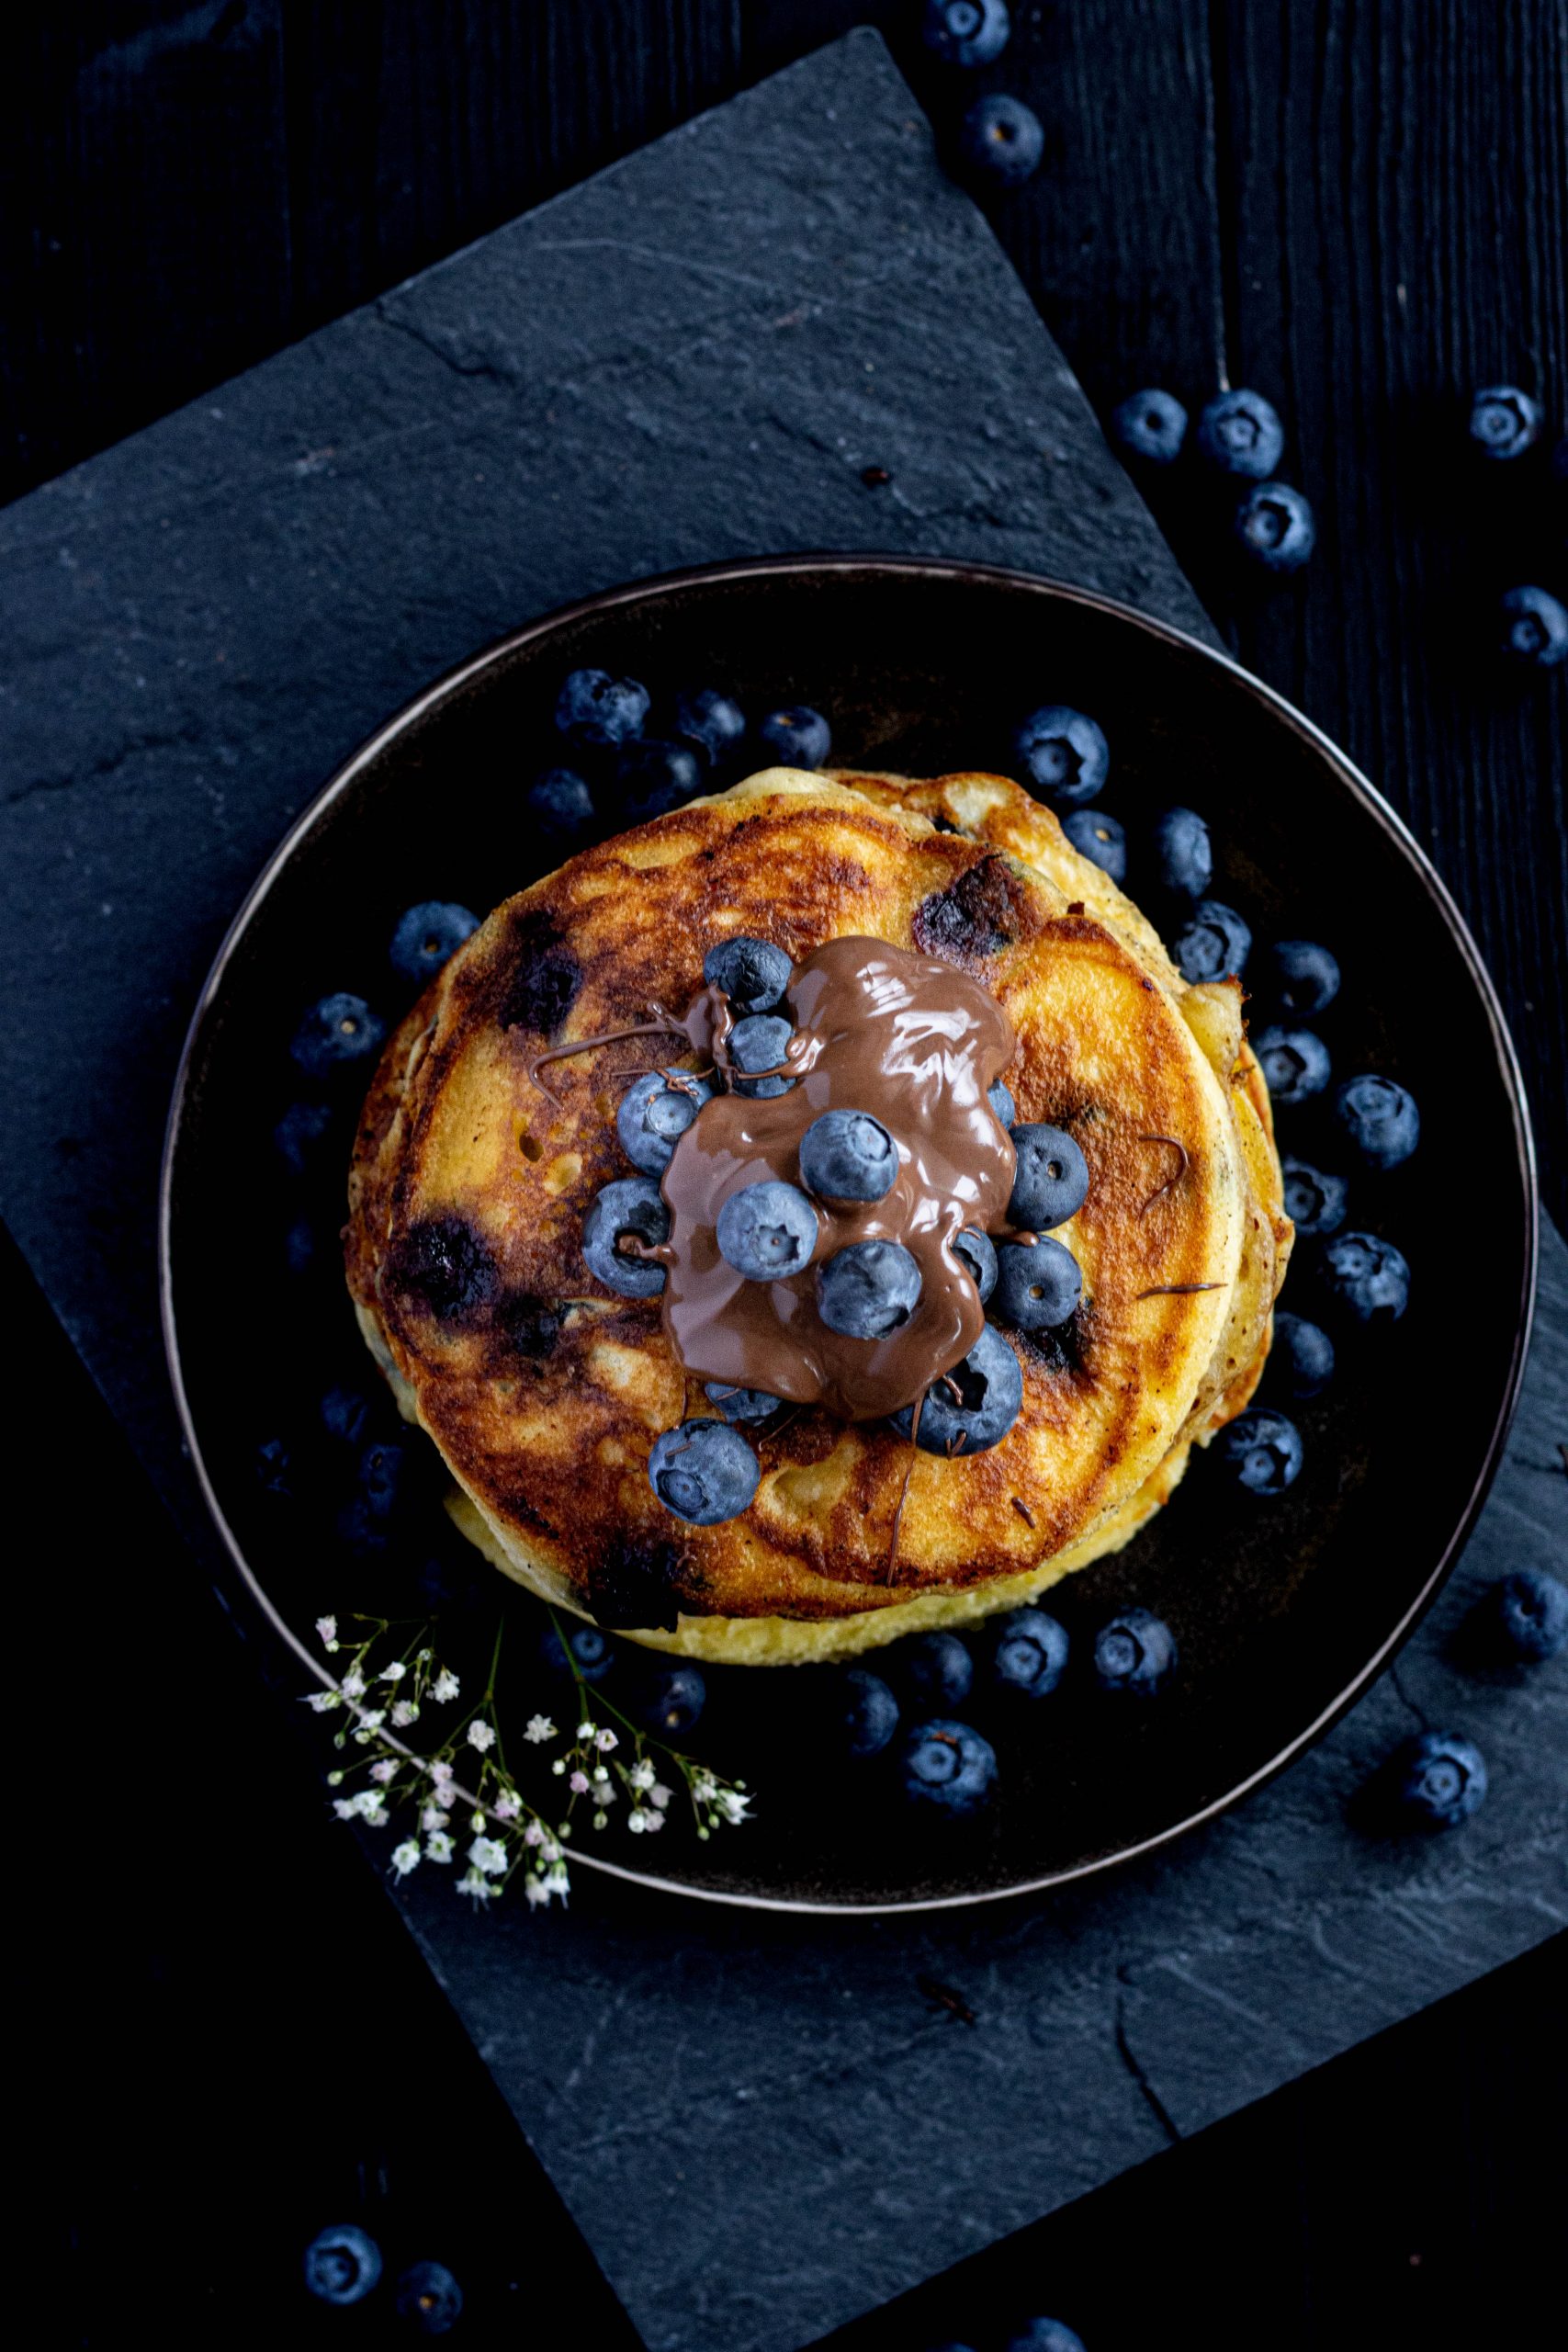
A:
[494,1292,563,1360]
[587,1537,685,1632]
[1013,1300,1092,1378]
[913,854,1032,963]
[389,1216,500,1323]
[496,910,582,1037]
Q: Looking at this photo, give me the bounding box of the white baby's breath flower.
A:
[468,1836,509,1876]
[627,1758,656,1792]
[691,1770,717,1804]
[524,1873,549,1907]
[315,1614,338,1651]
[369,1758,397,1785]
[524,1714,557,1744]
[523,1821,545,1848]
[304,1690,340,1714]
[593,1727,618,1754]
[456,1867,496,1903]
[544,1864,569,1896]
[357,1708,386,1732]
[389,1839,421,1879]
[492,1792,521,1822]
[715,1789,751,1825]
[362,1804,389,1827]
[430,1759,455,1787]
[569,1770,590,1795]
[379,1659,408,1682]
[425,1830,455,1863]
[333,1798,359,1821]
[421,1804,449,1834]
[627,1809,649,1834]
[467,1721,496,1753]
[592,1809,609,1831]
[577,1719,596,1741]
[341,1669,367,1701]
[432,1668,460,1704]
[642,1806,665,1833]
[649,1783,671,1810]
[390,1701,418,1728]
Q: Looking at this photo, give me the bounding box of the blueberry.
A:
[647,1419,760,1524]
[922,0,1010,68]
[1388,1731,1487,1828]
[389,899,479,981]
[1269,1312,1336,1400]
[555,667,649,750]
[729,1012,797,1097]
[817,1238,922,1338]
[1008,1123,1090,1229]
[616,737,704,822]
[1150,806,1213,899]
[716,1180,819,1280]
[991,1607,1069,1698]
[1014,706,1109,806]
[953,1227,998,1302]
[1172,899,1251,983]
[958,93,1045,187]
[635,1663,706,1736]
[394,2259,464,2336]
[703,935,793,1015]
[254,1436,294,1498]
[526,766,597,844]
[705,1381,784,1424]
[831,1668,900,1758]
[290,991,386,1078]
[987,1079,1017,1127]
[1319,1229,1410,1323]
[1258,937,1340,1019]
[1252,1023,1332,1106]
[1281,1154,1348,1238]
[899,1718,998,1811]
[993,1237,1082,1330]
[1333,1073,1420,1169]
[672,685,747,767]
[616,1068,716,1176]
[1110,387,1188,466]
[1093,1606,1178,1694]
[284,1216,320,1275]
[1498,585,1568,667]
[303,2224,382,2307]
[1235,480,1316,571]
[1194,388,1285,479]
[581,1176,670,1298]
[1062,808,1128,882]
[1474,1567,1568,1664]
[1003,2323,1088,2352]
[1214,1407,1303,1496]
[893,1324,1023,1454]
[893,1631,975,1710]
[1468,384,1542,459]
[358,1437,410,1518]
[799,1108,898,1204]
[540,1619,616,1683]
[274,1099,334,1172]
[756,705,831,769]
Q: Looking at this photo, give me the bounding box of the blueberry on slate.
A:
[358,1437,410,1518]
[1003,2322,1089,2352]
[1269,1311,1336,1400]
[1474,1567,1568,1664]
[832,1668,900,1758]
[616,1068,715,1176]
[540,1619,616,1683]
[703,935,793,1015]
[389,899,479,981]
[756,705,831,769]
[987,1079,1017,1126]
[581,1176,670,1298]
[1094,1607,1178,1694]
[893,1325,1024,1454]
[274,1099,334,1172]
[922,0,1011,68]
[1252,1023,1332,1106]
[1259,937,1340,1019]
[1150,805,1213,899]
[1498,585,1568,667]
[395,2259,464,2336]
[290,991,386,1078]
[818,1238,923,1338]
[958,93,1045,187]
[991,1607,1069,1698]
[705,1381,784,1424]
[899,1719,998,1811]
[1008,1123,1090,1229]
[1111,387,1188,466]
[1194,388,1285,479]
[1388,1731,1487,1828]
[716,1180,818,1281]
[254,1436,294,1498]
[729,1012,797,1097]
[1319,1229,1410,1322]
[1280,1154,1348,1238]
[799,1108,899,1203]
[894,1630,975,1710]
[616,736,704,822]
[1014,706,1109,806]
[647,1419,760,1524]
[526,765,597,844]
[555,667,649,750]
[672,685,747,767]
[635,1663,706,1736]
[303,2223,382,2307]
[1333,1072,1420,1169]
[1467,384,1542,459]
[1172,899,1251,983]
[993,1237,1082,1331]
[1214,1407,1303,1496]
[1063,808,1128,882]
[953,1227,998,1303]
[1235,481,1316,571]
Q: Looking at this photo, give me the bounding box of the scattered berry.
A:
[1258,937,1340,1020]
[993,1236,1082,1331]
[716,1180,819,1281]
[1318,1229,1410,1323]
[1268,1312,1336,1400]
[636,1663,706,1735]
[922,0,1011,68]
[1094,1607,1178,1694]
[358,1437,410,1518]
[703,935,794,1015]
[615,736,703,822]
[800,1108,899,1204]
[756,706,831,768]
[303,2224,382,2307]
[1252,1023,1332,1106]
[1172,898,1251,983]
[616,1068,715,1176]
[991,1607,1069,1698]
[581,1176,670,1297]
[705,1382,784,1424]
[1014,705,1109,805]
[290,991,386,1078]
[895,1631,976,1710]
[729,1012,797,1097]
[1195,388,1285,479]
[1063,808,1128,881]
[1280,1154,1348,1238]
[1214,1407,1303,1495]
[1235,481,1315,571]
[1467,385,1542,459]
[555,668,649,750]
[1333,1073,1420,1169]
[1498,585,1568,667]
[987,1079,1018,1126]
[321,1385,374,1446]
[1008,1123,1090,1229]
[958,93,1045,187]
[1150,805,1213,899]
[526,766,596,844]
[1387,1731,1487,1828]
[254,1436,294,1498]
[648,1419,760,1524]
[832,1667,901,1758]
[899,1718,998,1811]
[394,2259,464,2336]
[1473,1567,1568,1664]
[540,1620,616,1682]
[894,1324,1024,1453]
[672,685,747,767]
[1110,388,1188,466]
[389,900,479,981]
[953,1227,998,1302]
[274,1099,334,1172]
[818,1238,923,1338]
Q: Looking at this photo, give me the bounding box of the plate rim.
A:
[158,550,1540,1915]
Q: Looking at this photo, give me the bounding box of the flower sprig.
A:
[541,1608,751,1844]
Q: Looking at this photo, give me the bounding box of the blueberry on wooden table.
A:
[922,0,1011,68]
[1194,389,1285,479]
[635,1662,706,1735]
[1267,1312,1336,1401]
[959,93,1044,187]
[716,1180,819,1279]
[799,1108,898,1204]
[647,1419,760,1524]
[1150,804,1213,899]
[616,1068,715,1176]
[671,684,747,766]
[704,1381,784,1424]
[1171,897,1251,983]
[1280,1154,1348,1238]
[728,1012,797,1097]
[1498,584,1568,667]
[1062,807,1127,881]
[990,1606,1069,1698]
[892,1630,975,1710]
[1387,1731,1488,1828]
[1214,1407,1303,1495]
[1007,1123,1089,1228]
[893,1325,1024,1453]
[987,1078,1017,1127]
[993,1236,1082,1330]
[755,704,831,768]
[1093,1607,1178,1695]
[581,1176,670,1297]
[831,1667,900,1758]
[394,2259,464,2335]
[1234,480,1316,571]
[1111,386,1189,465]
[1013,704,1109,805]
[1318,1229,1410,1323]
[1333,1072,1420,1168]
[702,934,793,1015]
[1472,1567,1568,1664]
[302,2222,382,2306]
[1258,936,1340,1020]
[953,1226,998,1302]
[899,1718,998,1811]
[1467,384,1543,458]
[540,1619,617,1683]
[388,899,478,981]
[554,667,649,749]
[1251,1023,1332,1106]
[526,765,596,845]
[818,1238,923,1337]
[615,735,703,822]
[290,990,386,1077]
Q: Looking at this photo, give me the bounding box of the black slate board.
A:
[0,31,1562,2352]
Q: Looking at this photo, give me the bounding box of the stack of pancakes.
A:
[346,768,1292,1664]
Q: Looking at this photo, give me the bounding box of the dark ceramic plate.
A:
[161,556,1537,1913]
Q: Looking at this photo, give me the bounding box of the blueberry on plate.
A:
[358,1437,410,1517]
[831,1667,900,1758]
[648,1419,760,1524]
[1268,1311,1336,1400]
[254,1436,294,1498]
[1093,1607,1178,1695]
[818,1238,923,1338]
[1252,1023,1332,1106]
[716,1180,819,1280]
[703,935,793,1015]
[1318,1229,1410,1322]
[1213,1407,1303,1495]
[799,1108,899,1204]
[615,736,704,822]
[555,667,649,750]
[922,0,1010,68]
[1258,936,1340,1019]
[1110,387,1188,466]
[303,2223,382,2306]
[1194,388,1285,479]
[1234,481,1316,571]
[893,1324,1024,1454]
[899,1718,998,1811]
[290,991,386,1078]
[1498,585,1568,667]
[958,93,1044,187]
[1467,384,1542,459]
[395,2259,464,2336]
[635,1662,706,1736]
[540,1619,616,1683]
[1013,705,1109,806]
[1472,1567,1568,1664]
[987,1079,1017,1126]
[729,1012,797,1097]
[893,1630,975,1710]
[1333,1072,1420,1169]
[993,1237,1082,1331]
[389,899,479,981]
[1172,899,1251,983]
[1280,1154,1348,1238]
[1387,1730,1487,1828]
[581,1176,671,1298]
[672,685,747,767]
[1003,2322,1089,2352]
[991,1606,1069,1698]
[1008,1123,1090,1229]
[526,765,597,844]
[284,1216,320,1276]
[274,1099,334,1172]
[953,1227,998,1302]
[616,1068,716,1176]
[756,705,831,769]
[1150,805,1213,899]
[1062,808,1128,882]
[705,1381,784,1424]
